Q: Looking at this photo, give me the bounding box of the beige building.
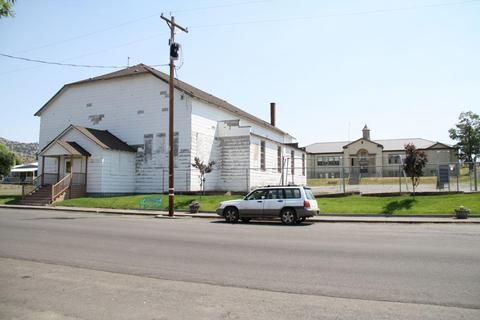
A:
[306,125,457,180]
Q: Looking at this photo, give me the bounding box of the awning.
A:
[10,167,38,173]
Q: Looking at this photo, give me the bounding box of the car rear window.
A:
[284,188,301,199]
[305,189,316,200]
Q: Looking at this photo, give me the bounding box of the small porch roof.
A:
[39,124,135,157]
[40,140,91,157]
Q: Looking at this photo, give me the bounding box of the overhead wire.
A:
[190,0,480,29]
[1,0,478,73]
[10,0,272,55]
[0,53,168,70]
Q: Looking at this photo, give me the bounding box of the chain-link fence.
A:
[6,162,477,196]
[307,162,479,195]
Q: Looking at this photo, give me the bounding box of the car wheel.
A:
[224,207,239,223]
[280,208,297,225]
[241,218,251,223]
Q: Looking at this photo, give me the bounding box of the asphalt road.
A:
[1,208,479,319]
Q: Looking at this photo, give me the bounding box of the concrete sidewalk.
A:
[1,204,479,223]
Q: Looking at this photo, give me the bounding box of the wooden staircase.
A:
[20,184,53,206]
[20,173,86,206]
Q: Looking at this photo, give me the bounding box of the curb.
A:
[1,204,479,224]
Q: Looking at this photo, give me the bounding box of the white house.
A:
[31,64,306,201]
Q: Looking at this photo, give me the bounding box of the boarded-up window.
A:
[291,150,295,175]
[260,141,266,171]
[302,153,306,176]
[277,146,282,173]
[157,133,166,153]
[144,134,153,161]
[174,132,179,157]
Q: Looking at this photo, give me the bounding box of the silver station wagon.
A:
[216,186,319,224]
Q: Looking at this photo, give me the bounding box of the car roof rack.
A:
[263,184,301,188]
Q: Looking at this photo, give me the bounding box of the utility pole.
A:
[160,14,188,217]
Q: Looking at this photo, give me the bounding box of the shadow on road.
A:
[210,220,313,227]
[23,216,92,221]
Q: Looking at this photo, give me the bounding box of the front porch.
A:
[21,140,91,205]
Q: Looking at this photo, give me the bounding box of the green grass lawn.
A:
[318,193,480,215]
[0,195,21,205]
[55,194,240,212]
[53,193,480,216]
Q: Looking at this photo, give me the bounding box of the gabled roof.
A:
[342,138,383,149]
[34,64,291,137]
[56,140,91,156]
[39,125,135,155]
[306,138,453,154]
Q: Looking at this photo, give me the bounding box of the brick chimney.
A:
[270,102,276,126]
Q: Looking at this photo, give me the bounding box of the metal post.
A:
[162,168,165,194]
[456,164,459,192]
[41,156,45,186]
[475,158,478,192]
[342,160,346,194]
[399,165,402,194]
[448,166,451,192]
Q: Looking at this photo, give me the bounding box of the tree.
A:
[0,144,16,178]
[0,0,16,18]
[403,143,428,196]
[449,111,480,166]
[191,157,215,194]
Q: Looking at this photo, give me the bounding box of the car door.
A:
[242,189,267,217]
[263,189,286,217]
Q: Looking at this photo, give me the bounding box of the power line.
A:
[0,53,168,69]
[190,0,480,29]
[10,0,270,55]
[171,0,271,13]
[0,32,170,75]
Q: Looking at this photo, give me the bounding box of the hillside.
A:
[0,137,38,164]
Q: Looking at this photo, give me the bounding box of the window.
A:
[388,154,401,164]
[246,189,267,200]
[358,150,369,161]
[284,188,301,199]
[266,189,283,199]
[291,150,295,175]
[305,188,316,200]
[302,153,306,176]
[277,146,282,173]
[156,132,167,153]
[317,156,340,166]
[260,140,266,171]
[174,132,179,157]
[144,134,153,161]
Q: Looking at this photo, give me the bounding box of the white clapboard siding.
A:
[38,70,305,194]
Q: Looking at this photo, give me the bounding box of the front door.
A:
[242,189,267,217]
[64,159,72,177]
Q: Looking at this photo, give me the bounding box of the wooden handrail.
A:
[22,174,43,199]
[52,173,72,202]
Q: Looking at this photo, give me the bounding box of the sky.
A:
[0,0,479,146]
